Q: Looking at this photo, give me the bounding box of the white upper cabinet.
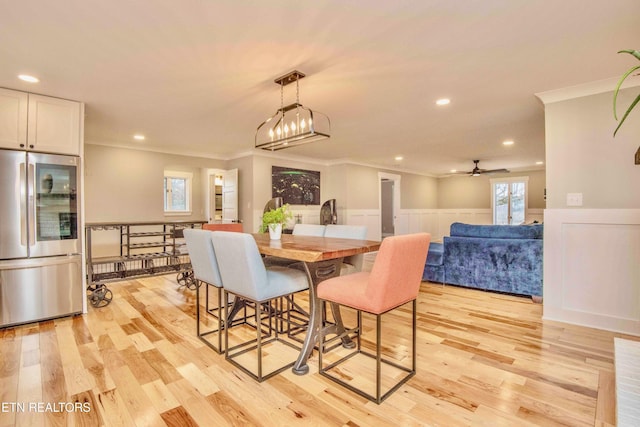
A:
[0,88,28,149]
[27,94,81,155]
[0,88,82,156]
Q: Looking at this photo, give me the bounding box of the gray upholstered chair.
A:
[261,223,325,338]
[183,228,225,353]
[324,224,368,274]
[211,231,310,382]
[292,223,326,236]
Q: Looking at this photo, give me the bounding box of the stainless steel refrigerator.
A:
[0,149,82,328]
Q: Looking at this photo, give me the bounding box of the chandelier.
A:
[255,70,330,151]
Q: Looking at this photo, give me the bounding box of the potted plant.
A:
[260,204,293,239]
[613,49,640,137]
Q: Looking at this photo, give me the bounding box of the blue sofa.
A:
[423,222,543,298]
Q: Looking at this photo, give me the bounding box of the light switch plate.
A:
[566,193,583,207]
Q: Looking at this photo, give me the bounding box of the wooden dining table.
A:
[252,233,381,375]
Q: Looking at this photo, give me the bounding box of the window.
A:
[490,177,528,225]
[164,170,192,215]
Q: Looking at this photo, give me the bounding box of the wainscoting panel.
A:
[528,208,544,224]
[253,207,546,242]
[355,208,544,242]
[544,209,640,335]
[399,210,440,239]
[343,209,382,241]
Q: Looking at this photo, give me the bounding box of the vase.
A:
[268,223,282,240]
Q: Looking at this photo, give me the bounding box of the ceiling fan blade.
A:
[449,161,509,177]
[481,168,510,174]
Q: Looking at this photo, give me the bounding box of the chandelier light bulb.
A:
[269,128,275,141]
[284,123,289,134]
[290,122,296,133]
[276,127,281,136]
[300,119,306,130]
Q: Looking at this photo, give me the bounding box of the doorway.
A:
[209,173,224,223]
[378,172,401,239]
[206,168,238,223]
[381,180,394,237]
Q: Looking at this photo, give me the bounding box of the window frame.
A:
[490,176,529,225]
[164,170,193,216]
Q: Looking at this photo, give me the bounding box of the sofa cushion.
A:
[450,222,543,240]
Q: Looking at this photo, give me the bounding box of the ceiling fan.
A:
[458,160,510,177]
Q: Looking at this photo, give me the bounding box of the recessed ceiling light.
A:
[450,169,457,173]
[133,134,145,141]
[536,161,544,165]
[436,98,450,106]
[18,74,39,83]
[394,156,403,161]
[503,140,514,146]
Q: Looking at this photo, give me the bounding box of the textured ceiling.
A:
[1,0,639,175]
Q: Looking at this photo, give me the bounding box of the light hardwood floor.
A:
[0,275,635,427]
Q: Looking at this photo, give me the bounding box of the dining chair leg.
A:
[319,301,418,404]
[197,279,224,354]
[376,313,382,403]
[256,301,263,380]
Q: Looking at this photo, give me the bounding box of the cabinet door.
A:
[0,88,28,149]
[27,94,81,155]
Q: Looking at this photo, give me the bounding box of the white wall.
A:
[85,144,226,222]
[438,170,546,209]
[84,144,225,256]
[544,88,640,209]
[538,84,640,335]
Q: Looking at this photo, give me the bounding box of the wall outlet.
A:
[566,193,583,207]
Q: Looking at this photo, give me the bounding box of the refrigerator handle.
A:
[27,162,36,246]
[20,162,28,246]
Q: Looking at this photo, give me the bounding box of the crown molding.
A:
[85,140,228,161]
[87,141,437,178]
[536,74,640,105]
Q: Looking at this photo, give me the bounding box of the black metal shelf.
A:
[85,220,206,301]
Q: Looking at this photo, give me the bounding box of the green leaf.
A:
[618,49,640,60]
[614,92,640,136]
[613,64,640,120]
[259,204,293,232]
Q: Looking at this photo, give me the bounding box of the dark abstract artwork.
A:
[272,166,320,205]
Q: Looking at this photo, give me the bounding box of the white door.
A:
[222,168,238,223]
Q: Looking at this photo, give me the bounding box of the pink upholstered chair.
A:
[202,223,244,232]
[317,233,430,403]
